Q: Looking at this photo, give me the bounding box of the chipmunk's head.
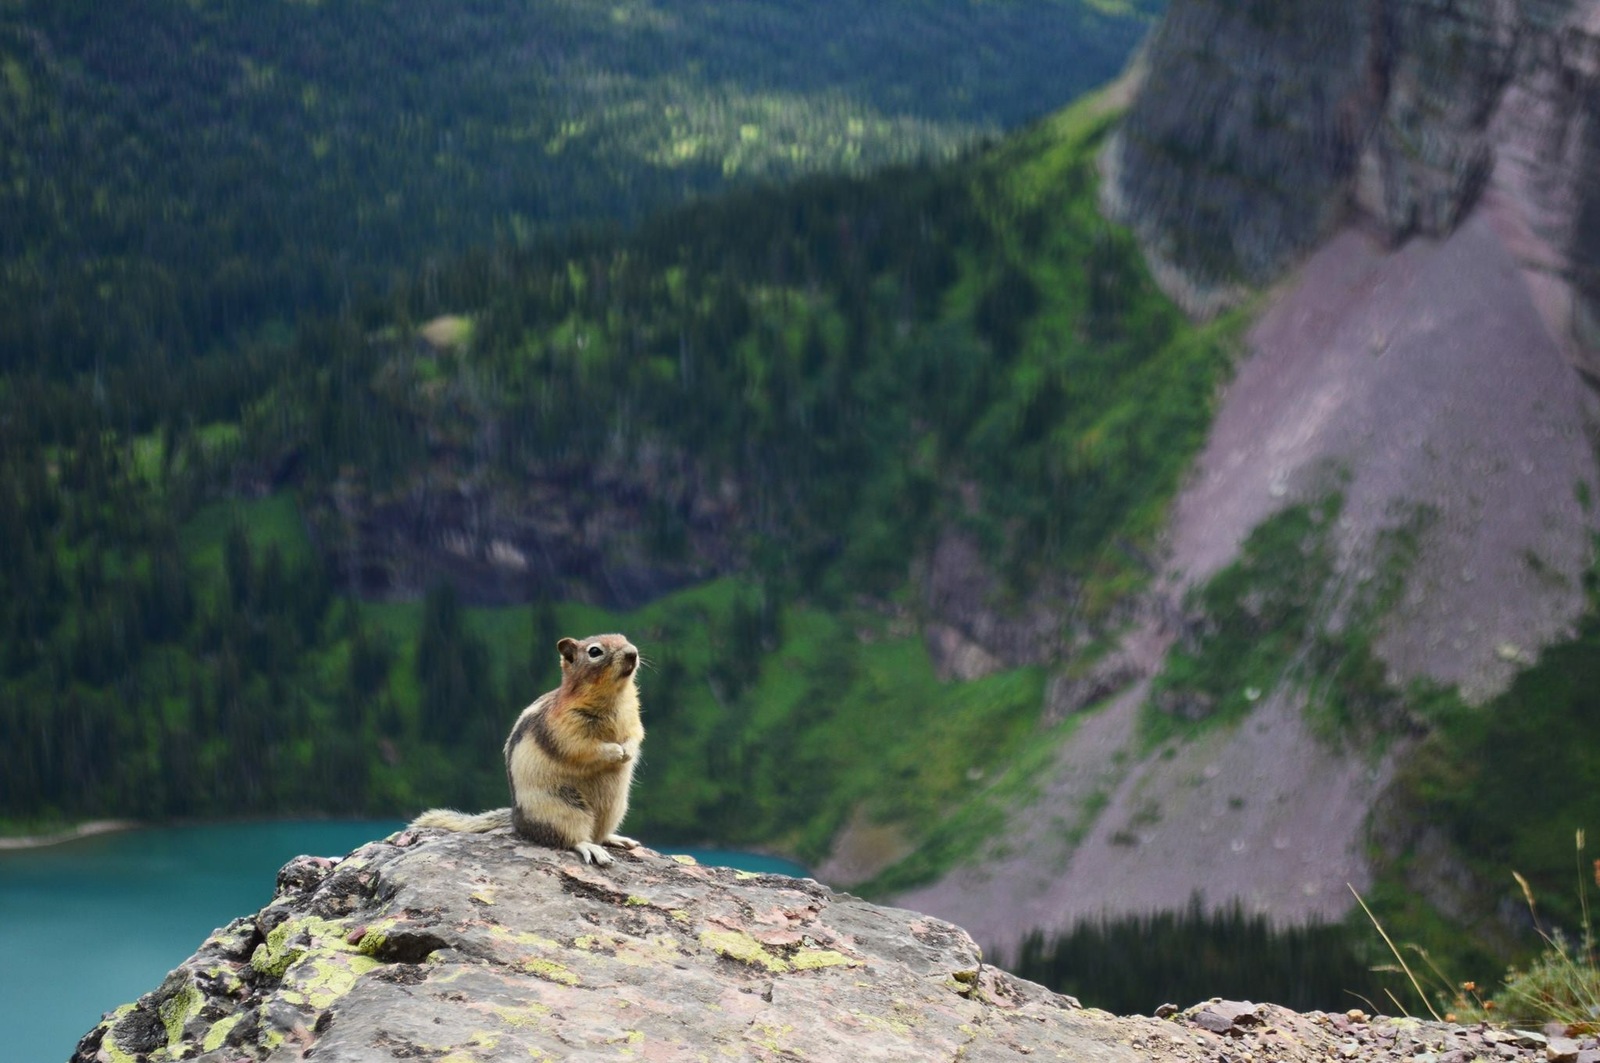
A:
[557,633,639,687]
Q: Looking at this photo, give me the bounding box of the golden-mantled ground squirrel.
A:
[411,633,644,865]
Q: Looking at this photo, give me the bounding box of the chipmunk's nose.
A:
[620,647,639,675]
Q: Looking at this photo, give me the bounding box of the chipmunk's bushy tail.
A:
[409,807,513,833]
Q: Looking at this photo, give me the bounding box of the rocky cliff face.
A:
[1106,0,1600,384]
[69,830,1576,1063]
[898,0,1600,953]
[305,447,742,610]
[1100,0,1600,707]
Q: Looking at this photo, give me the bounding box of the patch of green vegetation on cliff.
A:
[854,707,1082,895]
[625,590,1050,863]
[1144,490,1437,751]
[1371,547,1600,975]
[181,495,315,577]
[1145,498,1342,746]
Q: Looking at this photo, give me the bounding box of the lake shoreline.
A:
[0,819,142,852]
[3,820,811,1061]
[0,822,813,878]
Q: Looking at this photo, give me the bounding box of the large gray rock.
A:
[69,829,1132,1062]
[70,829,1577,1062]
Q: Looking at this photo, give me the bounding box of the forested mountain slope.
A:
[0,86,1247,884]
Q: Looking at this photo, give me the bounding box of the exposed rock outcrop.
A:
[68,832,1574,1063]
[1102,0,1375,313]
[918,529,1074,681]
[310,448,741,609]
[72,829,1115,1062]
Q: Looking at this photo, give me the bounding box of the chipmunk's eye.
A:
[587,645,604,659]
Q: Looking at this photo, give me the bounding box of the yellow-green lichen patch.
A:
[158,981,204,1050]
[848,1008,913,1036]
[610,933,687,970]
[203,923,256,955]
[591,1028,645,1052]
[669,909,690,923]
[100,1016,141,1063]
[790,949,859,971]
[508,928,564,951]
[670,854,698,865]
[746,1020,796,1052]
[252,914,350,978]
[488,1000,554,1030]
[500,926,581,984]
[291,953,383,1010]
[202,1011,246,1053]
[625,894,652,906]
[252,936,303,978]
[519,956,580,986]
[470,888,497,905]
[202,961,245,997]
[252,913,382,1017]
[699,929,789,973]
[735,871,759,880]
[100,1040,136,1063]
[352,916,408,958]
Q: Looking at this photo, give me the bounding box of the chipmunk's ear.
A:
[557,637,579,663]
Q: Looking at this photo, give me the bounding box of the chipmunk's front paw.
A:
[574,841,614,866]
[604,742,632,763]
[603,834,640,850]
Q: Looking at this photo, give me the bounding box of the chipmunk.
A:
[410,633,644,866]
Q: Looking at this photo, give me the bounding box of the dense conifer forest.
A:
[0,0,1156,382]
[1006,899,1393,1014]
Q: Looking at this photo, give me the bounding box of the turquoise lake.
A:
[0,821,809,1062]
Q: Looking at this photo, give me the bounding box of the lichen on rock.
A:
[69,828,1116,1062]
[69,827,1584,1062]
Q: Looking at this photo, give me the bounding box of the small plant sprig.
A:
[1349,883,1486,1022]
[1486,832,1600,1030]
[1356,831,1600,1029]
